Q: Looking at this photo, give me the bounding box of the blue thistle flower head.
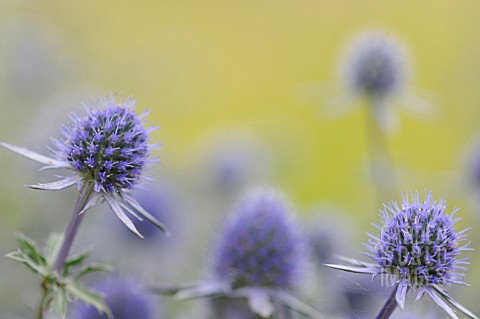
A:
[54,95,155,193]
[0,94,169,237]
[213,189,306,290]
[341,30,408,98]
[71,278,155,319]
[325,191,477,318]
[366,191,470,289]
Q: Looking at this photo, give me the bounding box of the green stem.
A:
[34,284,48,319]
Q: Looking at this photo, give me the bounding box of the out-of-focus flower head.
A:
[302,29,436,132]
[213,189,306,290]
[70,277,155,319]
[157,189,319,318]
[340,30,408,99]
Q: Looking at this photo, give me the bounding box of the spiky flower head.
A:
[366,191,469,289]
[341,30,408,98]
[213,189,305,290]
[54,95,155,193]
[0,94,168,237]
[70,278,155,319]
[325,191,477,319]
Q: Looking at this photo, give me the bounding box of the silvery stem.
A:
[375,286,398,319]
[366,94,396,203]
[53,182,93,271]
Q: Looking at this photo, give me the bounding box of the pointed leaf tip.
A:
[0,142,69,168]
[105,195,144,238]
[323,263,378,274]
[426,288,459,319]
[433,285,479,319]
[395,281,408,310]
[124,195,170,235]
[27,176,78,191]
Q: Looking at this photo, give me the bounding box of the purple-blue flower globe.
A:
[70,278,154,319]
[214,189,305,289]
[55,95,153,193]
[341,31,408,97]
[366,192,470,288]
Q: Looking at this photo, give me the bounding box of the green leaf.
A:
[15,233,46,268]
[65,280,112,318]
[5,234,53,276]
[5,251,29,263]
[73,264,114,280]
[45,233,64,266]
[63,251,91,276]
[52,288,68,318]
[6,250,47,276]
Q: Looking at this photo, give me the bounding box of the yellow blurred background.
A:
[1,0,480,317]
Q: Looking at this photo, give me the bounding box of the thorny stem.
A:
[54,182,94,271]
[375,285,398,319]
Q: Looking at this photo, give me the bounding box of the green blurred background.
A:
[1,1,480,318]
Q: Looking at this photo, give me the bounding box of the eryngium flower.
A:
[325,191,477,319]
[54,95,153,193]
[0,94,168,237]
[366,192,469,289]
[214,189,305,289]
[341,30,408,98]
[153,189,319,318]
[70,278,154,319]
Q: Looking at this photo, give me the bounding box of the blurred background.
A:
[1,1,480,318]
